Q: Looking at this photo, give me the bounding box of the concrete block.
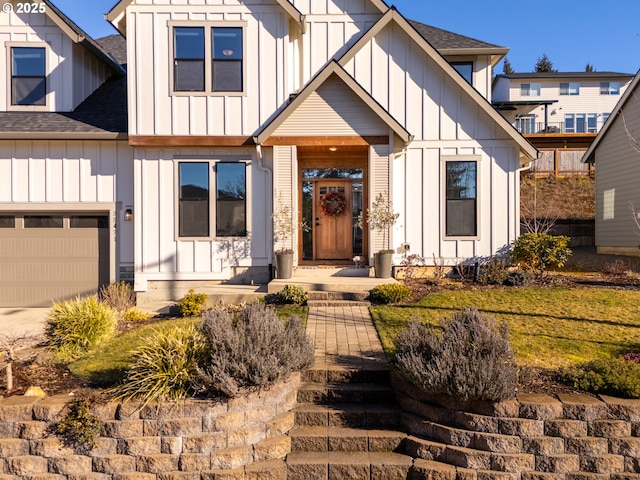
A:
[182,433,227,454]
[118,437,161,456]
[210,446,253,470]
[48,455,93,475]
[0,438,29,457]
[7,455,48,475]
[545,419,588,438]
[589,420,631,438]
[518,394,563,420]
[92,455,137,474]
[157,418,202,436]
[566,437,609,456]
[178,453,210,472]
[135,454,180,473]
[101,420,144,438]
[16,421,48,440]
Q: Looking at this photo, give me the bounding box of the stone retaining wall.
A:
[0,373,300,479]
[393,375,640,477]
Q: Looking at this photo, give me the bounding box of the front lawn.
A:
[370,287,640,369]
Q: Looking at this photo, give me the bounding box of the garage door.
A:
[0,214,110,307]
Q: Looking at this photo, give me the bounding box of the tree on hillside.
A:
[502,57,514,74]
[534,53,557,73]
[585,63,595,72]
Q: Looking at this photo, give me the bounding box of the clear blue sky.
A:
[52,0,640,75]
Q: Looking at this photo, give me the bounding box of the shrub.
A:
[511,233,572,275]
[559,358,640,399]
[476,259,509,285]
[124,307,150,322]
[275,285,309,305]
[393,307,517,402]
[198,303,313,398]
[503,270,535,287]
[99,281,135,317]
[112,325,206,405]
[46,296,118,362]
[370,283,412,304]
[55,398,101,451]
[177,289,208,317]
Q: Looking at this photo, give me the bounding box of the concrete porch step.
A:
[307,298,371,307]
[267,276,398,294]
[302,364,390,384]
[289,426,407,453]
[285,450,413,480]
[293,403,401,429]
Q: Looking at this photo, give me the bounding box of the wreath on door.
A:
[319,191,347,217]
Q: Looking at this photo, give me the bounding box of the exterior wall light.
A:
[124,207,133,221]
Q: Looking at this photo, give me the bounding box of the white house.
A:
[493,72,633,175]
[583,69,640,256]
[0,0,536,307]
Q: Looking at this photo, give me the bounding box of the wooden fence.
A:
[528,148,594,177]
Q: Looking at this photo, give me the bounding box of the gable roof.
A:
[409,20,507,55]
[583,69,640,164]
[496,72,634,80]
[254,60,411,144]
[338,8,537,164]
[97,34,127,66]
[0,75,127,139]
[106,0,307,34]
[42,0,123,74]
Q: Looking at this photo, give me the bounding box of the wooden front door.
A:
[315,181,352,260]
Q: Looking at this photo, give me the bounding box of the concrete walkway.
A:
[305,303,388,370]
[0,308,48,338]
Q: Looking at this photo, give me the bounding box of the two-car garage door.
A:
[0,213,110,307]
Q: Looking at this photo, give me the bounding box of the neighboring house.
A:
[583,69,640,256]
[493,72,633,175]
[0,0,536,307]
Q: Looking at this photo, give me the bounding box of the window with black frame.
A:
[445,161,477,237]
[11,47,46,105]
[216,162,246,237]
[179,162,210,237]
[174,27,205,92]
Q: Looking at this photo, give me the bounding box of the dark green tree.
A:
[502,56,514,74]
[585,63,595,72]
[533,53,556,73]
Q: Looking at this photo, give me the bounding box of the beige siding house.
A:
[584,70,640,255]
[0,0,537,306]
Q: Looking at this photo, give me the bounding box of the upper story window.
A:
[10,46,46,106]
[600,82,620,95]
[172,23,245,95]
[559,82,580,95]
[451,62,473,85]
[520,83,541,97]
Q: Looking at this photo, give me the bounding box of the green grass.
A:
[69,305,308,387]
[371,287,640,369]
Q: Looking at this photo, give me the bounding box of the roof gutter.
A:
[0,132,128,140]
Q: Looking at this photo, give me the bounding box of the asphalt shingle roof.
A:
[409,20,505,50]
[497,72,634,79]
[97,34,128,66]
[0,75,127,134]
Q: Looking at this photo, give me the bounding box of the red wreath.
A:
[319,191,347,217]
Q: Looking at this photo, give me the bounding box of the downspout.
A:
[254,139,274,279]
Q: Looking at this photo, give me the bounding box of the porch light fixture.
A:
[329,147,338,152]
[124,207,133,222]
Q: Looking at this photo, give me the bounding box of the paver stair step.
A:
[293,403,401,429]
[298,381,395,404]
[412,459,520,480]
[289,426,407,452]
[307,299,371,307]
[285,450,413,480]
[303,364,390,384]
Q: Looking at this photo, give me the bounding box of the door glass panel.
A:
[302,182,313,261]
[70,216,109,229]
[352,182,363,256]
[0,216,15,228]
[302,169,363,179]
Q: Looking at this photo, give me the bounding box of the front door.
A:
[315,180,352,260]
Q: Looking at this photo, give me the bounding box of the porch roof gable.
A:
[254,61,412,145]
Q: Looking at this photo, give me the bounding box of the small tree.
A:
[272,191,309,254]
[585,63,595,73]
[533,53,556,73]
[359,192,399,253]
[502,57,514,75]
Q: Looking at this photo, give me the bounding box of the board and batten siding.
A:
[125,2,289,136]
[594,94,640,250]
[0,7,111,111]
[341,20,521,261]
[133,147,271,284]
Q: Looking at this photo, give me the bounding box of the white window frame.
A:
[600,82,620,95]
[521,83,541,97]
[442,155,481,240]
[168,20,247,97]
[6,42,49,111]
[587,113,597,133]
[174,156,251,241]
